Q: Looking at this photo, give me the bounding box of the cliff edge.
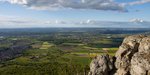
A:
[88,35,150,75]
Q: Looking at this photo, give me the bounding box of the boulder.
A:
[88,54,114,75]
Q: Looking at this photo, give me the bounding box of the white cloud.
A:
[0,16,71,28]
[45,20,67,24]
[1,0,126,12]
[9,0,27,4]
[127,0,150,6]
[0,16,49,28]
[129,18,145,23]
[77,19,150,28]
[79,19,96,24]
[0,15,150,28]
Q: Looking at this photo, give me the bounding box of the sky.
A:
[0,0,150,28]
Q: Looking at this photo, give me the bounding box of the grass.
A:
[72,56,91,65]
[40,42,54,49]
[0,46,92,75]
[109,47,119,50]
[63,54,91,65]
[70,47,118,58]
[96,39,113,44]
[12,57,31,64]
[62,43,84,46]
[0,40,119,75]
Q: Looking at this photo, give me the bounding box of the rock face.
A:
[88,35,150,75]
[130,36,150,75]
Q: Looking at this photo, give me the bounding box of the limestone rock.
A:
[130,36,150,75]
[115,35,145,75]
[88,35,150,75]
[88,54,114,75]
[139,36,150,53]
[130,52,150,75]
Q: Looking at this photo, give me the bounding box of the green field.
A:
[0,30,125,75]
[0,39,118,75]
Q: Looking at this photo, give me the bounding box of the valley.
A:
[0,28,149,75]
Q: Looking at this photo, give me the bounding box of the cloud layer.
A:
[76,19,150,28]
[1,0,127,11]
[0,16,150,28]
[126,0,150,6]
[1,0,149,12]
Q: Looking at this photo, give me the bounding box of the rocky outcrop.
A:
[115,35,145,75]
[88,54,115,75]
[88,35,150,75]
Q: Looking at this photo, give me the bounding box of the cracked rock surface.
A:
[88,35,150,75]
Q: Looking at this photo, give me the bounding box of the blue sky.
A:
[0,0,150,28]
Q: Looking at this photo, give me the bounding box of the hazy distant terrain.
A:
[0,28,149,75]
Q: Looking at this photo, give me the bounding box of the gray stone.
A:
[130,52,150,75]
[115,35,144,75]
[88,54,114,75]
[139,36,150,53]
